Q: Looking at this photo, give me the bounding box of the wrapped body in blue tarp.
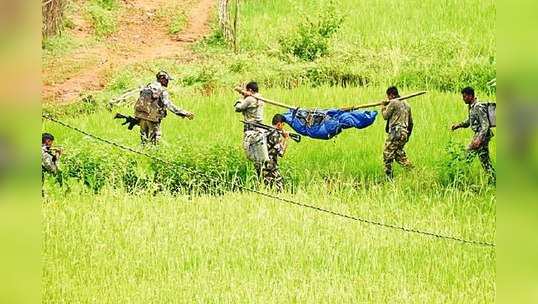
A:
[282,109,378,140]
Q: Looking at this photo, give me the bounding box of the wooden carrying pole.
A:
[234,87,297,110]
[341,91,427,111]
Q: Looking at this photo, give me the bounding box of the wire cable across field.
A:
[42,114,496,248]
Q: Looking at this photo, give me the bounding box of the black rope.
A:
[42,113,169,164]
[42,114,496,248]
[245,189,495,248]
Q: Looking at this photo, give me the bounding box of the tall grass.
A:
[43,187,495,303]
[234,0,495,92]
[42,86,496,193]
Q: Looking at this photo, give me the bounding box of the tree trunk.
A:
[42,0,66,39]
[218,0,239,52]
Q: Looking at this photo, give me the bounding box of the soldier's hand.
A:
[451,124,459,131]
[185,112,194,120]
[469,137,481,149]
[53,148,63,156]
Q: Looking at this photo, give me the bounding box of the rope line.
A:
[42,114,496,248]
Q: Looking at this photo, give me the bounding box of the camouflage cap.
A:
[156,70,174,81]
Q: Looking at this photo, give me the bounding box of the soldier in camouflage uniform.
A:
[42,133,61,175]
[263,114,289,191]
[134,71,194,145]
[381,86,414,179]
[234,81,269,177]
[451,87,495,183]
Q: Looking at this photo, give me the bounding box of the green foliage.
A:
[42,1,496,300]
[169,13,187,35]
[85,1,117,38]
[198,26,227,48]
[438,140,476,188]
[235,0,495,92]
[94,0,118,10]
[62,151,112,193]
[42,33,77,55]
[279,1,344,61]
[43,187,495,302]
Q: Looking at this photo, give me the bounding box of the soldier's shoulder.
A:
[392,99,407,109]
[244,95,259,103]
[148,82,166,91]
[472,102,488,111]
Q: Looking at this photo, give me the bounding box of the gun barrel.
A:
[241,120,301,143]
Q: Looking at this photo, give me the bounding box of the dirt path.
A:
[42,0,215,104]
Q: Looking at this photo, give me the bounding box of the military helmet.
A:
[156,70,174,81]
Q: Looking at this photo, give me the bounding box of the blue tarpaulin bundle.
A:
[282,109,378,140]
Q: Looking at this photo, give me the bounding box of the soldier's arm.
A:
[234,96,255,112]
[458,117,470,128]
[42,150,57,173]
[162,91,191,117]
[381,102,394,120]
[279,134,289,157]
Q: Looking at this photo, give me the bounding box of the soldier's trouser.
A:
[383,128,412,177]
[466,138,495,183]
[139,119,161,144]
[263,160,283,191]
[243,130,269,177]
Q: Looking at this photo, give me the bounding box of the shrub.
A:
[86,2,117,38]
[169,13,187,35]
[279,1,344,61]
[438,140,474,188]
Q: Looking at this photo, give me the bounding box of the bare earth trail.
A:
[42,0,215,104]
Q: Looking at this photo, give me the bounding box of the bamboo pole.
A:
[234,88,426,112]
[234,87,297,110]
[341,91,427,111]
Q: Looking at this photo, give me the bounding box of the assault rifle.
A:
[114,113,140,130]
[241,120,302,143]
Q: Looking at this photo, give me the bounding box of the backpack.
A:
[134,84,166,122]
[482,102,496,128]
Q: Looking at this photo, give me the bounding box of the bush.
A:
[438,140,474,188]
[86,2,117,38]
[169,13,187,35]
[279,1,344,61]
[94,0,118,10]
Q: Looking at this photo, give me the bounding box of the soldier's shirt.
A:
[41,145,58,173]
[148,81,189,117]
[459,100,494,141]
[381,99,413,133]
[234,94,264,123]
[266,130,286,162]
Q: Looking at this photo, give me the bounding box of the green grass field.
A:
[42,0,496,302]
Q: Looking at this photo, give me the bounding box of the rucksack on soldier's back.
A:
[481,102,496,127]
[134,84,166,122]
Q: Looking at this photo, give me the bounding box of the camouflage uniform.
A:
[136,81,189,144]
[263,129,286,191]
[381,99,414,178]
[234,94,269,176]
[41,144,60,174]
[457,101,495,182]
